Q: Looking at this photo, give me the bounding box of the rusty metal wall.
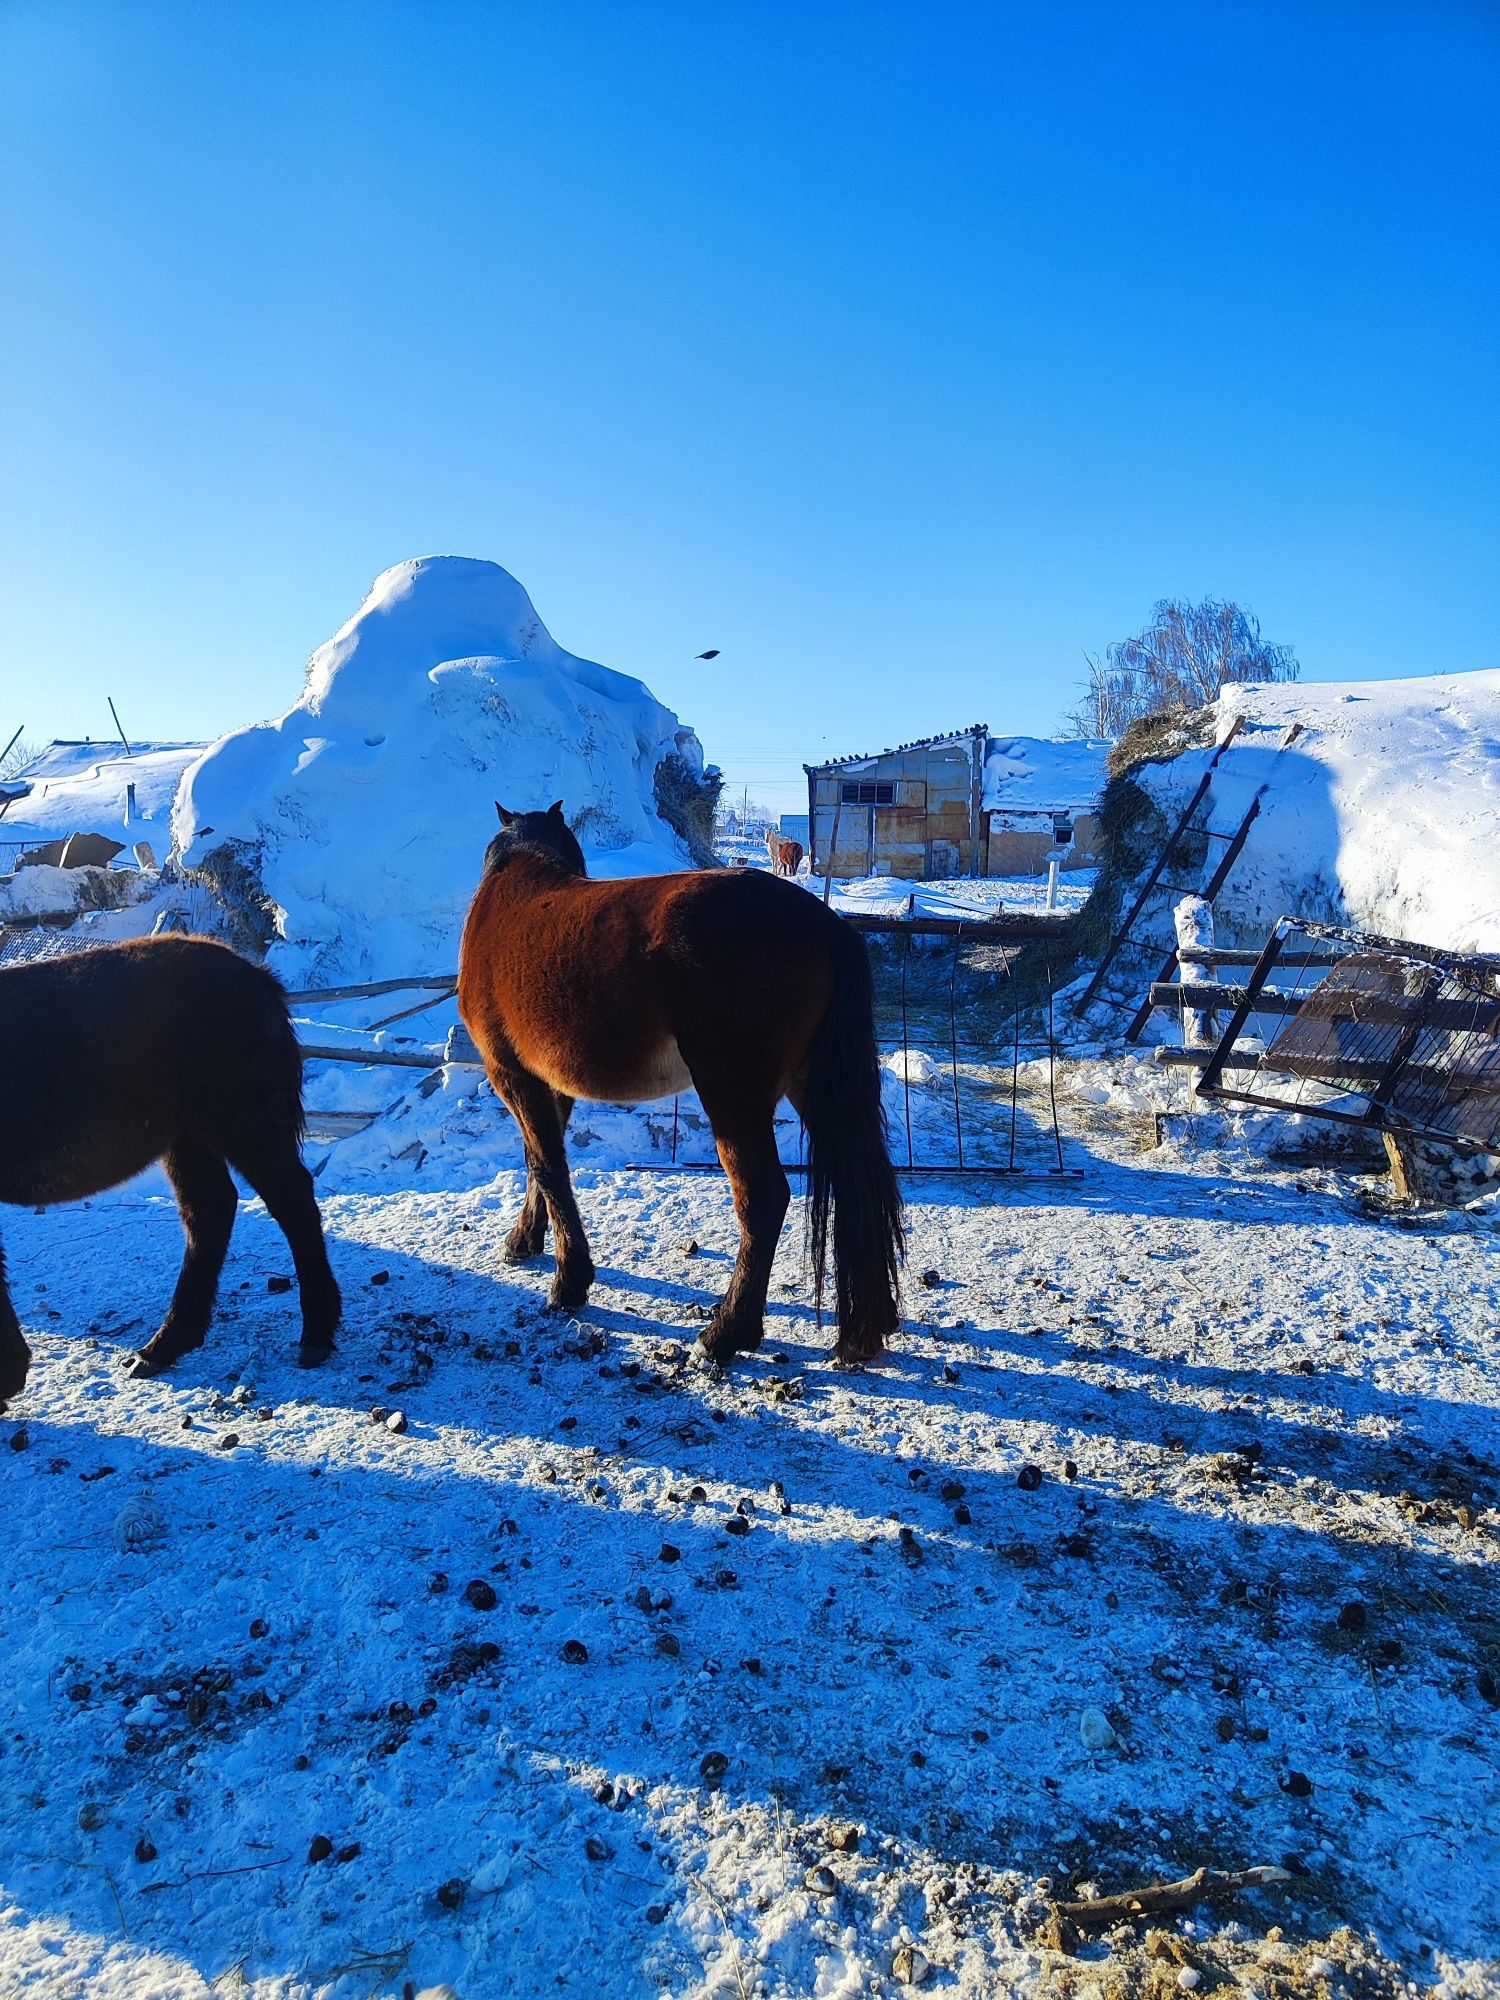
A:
[810,743,977,879]
[985,810,1102,878]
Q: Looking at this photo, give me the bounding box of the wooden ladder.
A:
[1076,717,1303,1034]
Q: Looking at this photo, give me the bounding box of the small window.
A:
[1052,815,1074,846]
[840,780,894,806]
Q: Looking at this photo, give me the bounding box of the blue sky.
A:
[2,1,1496,809]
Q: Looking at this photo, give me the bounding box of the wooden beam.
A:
[1151,980,1500,1034]
[297,1042,446,1069]
[284,976,457,1003]
[842,912,1068,941]
[1177,947,1342,969]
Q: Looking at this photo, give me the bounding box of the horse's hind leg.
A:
[227,1140,342,1366]
[693,1088,790,1365]
[492,1069,594,1310]
[0,1243,32,1407]
[505,1093,574,1264]
[128,1143,238,1378]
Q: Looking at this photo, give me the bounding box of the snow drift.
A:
[1106,668,1500,956]
[174,557,712,983]
[1,741,202,854]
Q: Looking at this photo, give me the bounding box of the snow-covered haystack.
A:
[1101,668,1500,956]
[174,557,714,983]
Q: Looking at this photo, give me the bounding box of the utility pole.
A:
[107,697,132,756]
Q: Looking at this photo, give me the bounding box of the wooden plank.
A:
[842,912,1068,940]
[297,1042,446,1069]
[1151,980,1500,1034]
[1176,947,1342,969]
[1150,981,1302,1018]
[285,975,457,1003]
[304,1110,380,1138]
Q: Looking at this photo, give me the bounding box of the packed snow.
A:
[6,640,1500,1998]
[1124,671,1500,954]
[173,558,710,985]
[1,1045,1497,1998]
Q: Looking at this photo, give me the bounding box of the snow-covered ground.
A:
[2,1064,1497,1998]
[713,857,1096,921]
[821,872,1097,921]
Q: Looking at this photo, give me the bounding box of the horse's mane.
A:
[481,827,589,881]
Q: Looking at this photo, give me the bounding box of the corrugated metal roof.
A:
[0,925,116,971]
[804,724,988,775]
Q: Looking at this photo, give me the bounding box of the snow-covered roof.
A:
[0,740,204,851]
[981,736,1110,816]
[805,724,987,775]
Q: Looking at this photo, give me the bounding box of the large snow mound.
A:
[174,557,709,984]
[0,742,202,852]
[1125,669,1500,954]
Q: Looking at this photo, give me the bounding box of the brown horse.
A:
[765,830,804,877]
[0,937,341,1403]
[458,803,903,1364]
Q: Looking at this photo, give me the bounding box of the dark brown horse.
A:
[0,937,340,1403]
[458,803,903,1364]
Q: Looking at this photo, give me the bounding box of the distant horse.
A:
[766,831,804,877]
[458,803,903,1364]
[0,937,341,1403]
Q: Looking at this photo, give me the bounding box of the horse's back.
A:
[460,862,839,1099]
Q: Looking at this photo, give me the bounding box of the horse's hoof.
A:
[125,1349,168,1381]
[552,1264,600,1312]
[699,1322,763,1365]
[297,1344,334,1369]
[0,1365,29,1408]
[503,1239,543,1266]
[547,1275,593,1312]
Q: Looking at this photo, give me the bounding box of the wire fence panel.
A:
[1197,919,1500,1152]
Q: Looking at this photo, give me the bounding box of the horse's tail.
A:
[802,918,904,1362]
[241,958,309,1147]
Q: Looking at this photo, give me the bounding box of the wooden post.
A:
[1045,855,1061,912]
[823,786,844,906]
[1174,896,1218,1049]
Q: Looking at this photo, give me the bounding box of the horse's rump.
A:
[0,934,337,1398]
[0,938,305,1206]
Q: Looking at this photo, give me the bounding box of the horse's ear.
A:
[547,799,565,819]
[495,802,516,827]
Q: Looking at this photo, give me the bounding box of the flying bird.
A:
[695,648,721,661]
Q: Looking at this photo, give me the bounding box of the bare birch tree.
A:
[1064,598,1298,739]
